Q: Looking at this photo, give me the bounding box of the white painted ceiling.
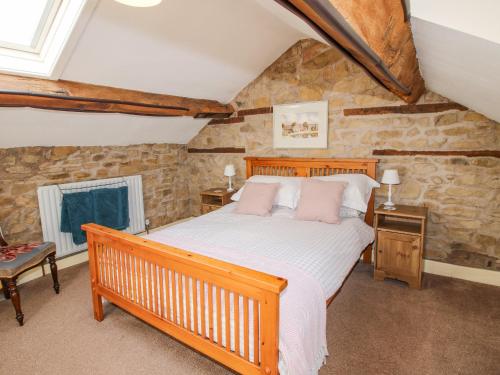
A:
[409,0,500,123]
[1,0,314,147]
[61,0,310,101]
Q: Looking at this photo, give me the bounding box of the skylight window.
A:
[0,0,95,78]
[0,0,61,53]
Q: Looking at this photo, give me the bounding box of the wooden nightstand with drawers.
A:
[200,188,234,214]
[374,204,428,289]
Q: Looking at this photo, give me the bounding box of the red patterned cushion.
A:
[0,243,42,263]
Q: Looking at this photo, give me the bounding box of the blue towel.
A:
[60,191,94,245]
[91,187,130,230]
[60,186,130,245]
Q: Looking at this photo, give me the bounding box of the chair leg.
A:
[1,279,10,299]
[7,279,23,326]
[48,253,60,294]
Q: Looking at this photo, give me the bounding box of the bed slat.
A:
[208,281,214,342]
[216,286,222,347]
[200,281,206,338]
[225,289,231,352]
[235,292,240,356]
[253,299,259,364]
[193,278,199,335]
[185,275,191,330]
[244,296,249,361]
[147,262,153,311]
[166,268,171,321]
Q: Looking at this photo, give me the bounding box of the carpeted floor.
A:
[1,262,499,375]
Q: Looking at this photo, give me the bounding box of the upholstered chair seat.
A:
[0,242,56,278]
[1,241,59,326]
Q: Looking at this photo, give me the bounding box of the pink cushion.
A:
[234,182,280,216]
[295,180,347,224]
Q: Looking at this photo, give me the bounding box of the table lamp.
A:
[224,164,236,192]
[381,169,400,210]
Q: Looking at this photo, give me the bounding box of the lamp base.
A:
[227,175,234,192]
[383,201,396,210]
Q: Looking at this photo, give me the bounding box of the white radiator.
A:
[37,175,145,258]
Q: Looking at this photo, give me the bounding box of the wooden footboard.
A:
[82,223,287,375]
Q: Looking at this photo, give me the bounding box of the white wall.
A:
[410,0,500,45]
[411,18,500,123]
[0,108,207,147]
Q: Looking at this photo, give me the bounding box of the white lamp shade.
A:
[224,164,236,177]
[381,169,400,185]
[114,0,162,7]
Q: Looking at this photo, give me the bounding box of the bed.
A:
[82,157,378,375]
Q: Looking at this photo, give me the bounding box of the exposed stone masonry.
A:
[0,144,189,245]
[187,39,500,271]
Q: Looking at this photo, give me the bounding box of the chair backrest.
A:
[0,226,8,246]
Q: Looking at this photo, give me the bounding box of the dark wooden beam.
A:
[207,116,245,125]
[373,150,500,158]
[237,107,273,116]
[276,0,425,103]
[344,102,467,116]
[0,73,234,118]
[194,112,233,119]
[187,147,246,154]
[0,93,188,117]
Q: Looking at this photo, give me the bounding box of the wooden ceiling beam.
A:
[0,74,234,118]
[276,0,425,103]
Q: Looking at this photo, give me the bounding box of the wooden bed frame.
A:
[82,157,378,375]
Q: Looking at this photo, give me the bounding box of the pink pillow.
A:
[234,182,280,216]
[295,180,347,224]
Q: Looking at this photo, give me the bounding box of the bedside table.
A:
[373,204,428,289]
[200,188,234,214]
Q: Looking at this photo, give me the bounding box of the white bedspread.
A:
[146,203,374,374]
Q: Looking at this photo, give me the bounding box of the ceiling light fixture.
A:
[114,0,162,7]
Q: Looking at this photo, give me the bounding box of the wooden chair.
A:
[0,229,59,326]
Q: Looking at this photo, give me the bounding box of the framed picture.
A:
[273,101,328,149]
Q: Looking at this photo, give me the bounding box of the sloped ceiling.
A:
[62,0,310,101]
[409,0,500,123]
[1,0,314,148]
[3,0,498,148]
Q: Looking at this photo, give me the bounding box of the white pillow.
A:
[270,206,295,219]
[313,174,380,212]
[339,206,363,218]
[231,175,303,209]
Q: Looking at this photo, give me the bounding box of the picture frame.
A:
[273,101,328,149]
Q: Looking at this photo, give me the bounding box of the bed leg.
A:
[260,293,280,375]
[86,232,104,321]
[362,244,372,264]
[92,289,104,321]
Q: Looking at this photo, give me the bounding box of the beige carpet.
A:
[1,262,499,375]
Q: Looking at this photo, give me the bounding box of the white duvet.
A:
[146,203,375,374]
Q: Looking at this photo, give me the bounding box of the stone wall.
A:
[0,143,190,245]
[187,39,500,271]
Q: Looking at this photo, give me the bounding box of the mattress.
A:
[147,203,375,299]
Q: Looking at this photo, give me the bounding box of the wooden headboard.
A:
[245,157,379,263]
